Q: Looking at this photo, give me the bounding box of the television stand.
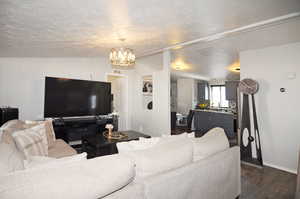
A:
[52,115,118,145]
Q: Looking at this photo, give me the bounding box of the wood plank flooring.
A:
[168,130,296,198]
[241,164,297,199]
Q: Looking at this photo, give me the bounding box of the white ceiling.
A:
[171,17,300,80]
[0,0,299,57]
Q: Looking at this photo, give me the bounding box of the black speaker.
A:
[0,108,19,127]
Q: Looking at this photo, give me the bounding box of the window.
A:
[210,85,228,108]
[205,84,209,100]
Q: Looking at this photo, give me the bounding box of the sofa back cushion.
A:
[161,132,195,139]
[24,152,87,169]
[0,154,135,199]
[118,138,193,179]
[117,137,161,152]
[192,127,229,161]
[12,124,48,159]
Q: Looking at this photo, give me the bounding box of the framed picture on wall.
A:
[142,78,153,95]
[142,75,153,110]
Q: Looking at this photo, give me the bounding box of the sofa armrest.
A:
[142,146,241,199]
[0,154,135,199]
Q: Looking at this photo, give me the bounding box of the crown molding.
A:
[138,12,300,58]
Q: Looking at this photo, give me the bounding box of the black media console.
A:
[0,107,19,127]
[52,115,118,144]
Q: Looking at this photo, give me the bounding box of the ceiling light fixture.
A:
[172,61,188,71]
[174,64,184,70]
[228,61,240,73]
[109,38,135,69]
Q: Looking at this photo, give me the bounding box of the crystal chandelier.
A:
[109,37,135,69]
[109,47,135,69]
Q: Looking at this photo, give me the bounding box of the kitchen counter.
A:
[193,109,236,138]
[193,109,235,115]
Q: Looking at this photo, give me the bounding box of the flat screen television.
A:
[44,77,111,118]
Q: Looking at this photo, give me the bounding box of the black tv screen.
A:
[44,77,111,118]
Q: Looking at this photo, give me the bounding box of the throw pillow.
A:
[0,142,25,175]
[12,124,48,159]
[24,152,87,169]
[44,119,56,147]
[24,120,56,148]
[192,127,229,161]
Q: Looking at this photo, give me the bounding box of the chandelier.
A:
[110,38,135,69]
[109,47,135,69]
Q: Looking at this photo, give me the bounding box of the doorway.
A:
[106,73,129,131]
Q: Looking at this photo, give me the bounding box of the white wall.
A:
[240,42,300,173]
[0,55,171,137]
[107,75,129,131]
[0,57,113,120]
[177,78,197,115]
[129,52,171,137]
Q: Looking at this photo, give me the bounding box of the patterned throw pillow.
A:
[44,120,56,148]
[12,124,48,159]
[24,120,56,148]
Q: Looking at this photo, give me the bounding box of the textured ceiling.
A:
[170,17,300,80]
[0,0,300,57]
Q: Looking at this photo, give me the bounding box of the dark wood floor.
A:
[171,129,297,198]
[241,164,297,199]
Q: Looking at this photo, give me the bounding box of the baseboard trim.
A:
[241,161,263,169]
[263,162,297,174]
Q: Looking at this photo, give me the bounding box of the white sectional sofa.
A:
[108,146,241,199]
[0,120,241,199]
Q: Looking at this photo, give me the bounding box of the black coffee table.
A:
[82,130,150,158]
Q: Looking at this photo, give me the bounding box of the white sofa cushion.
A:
[0,154,135,199]
[0,142,25,175]
[12,123,48,158]
[162,132,195,139]
[116,133,194,154]
[117,137,161,152]
[192,127,229,161]
[24,152,87,169]
[120,138,193,179]
[142,147,240,199]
